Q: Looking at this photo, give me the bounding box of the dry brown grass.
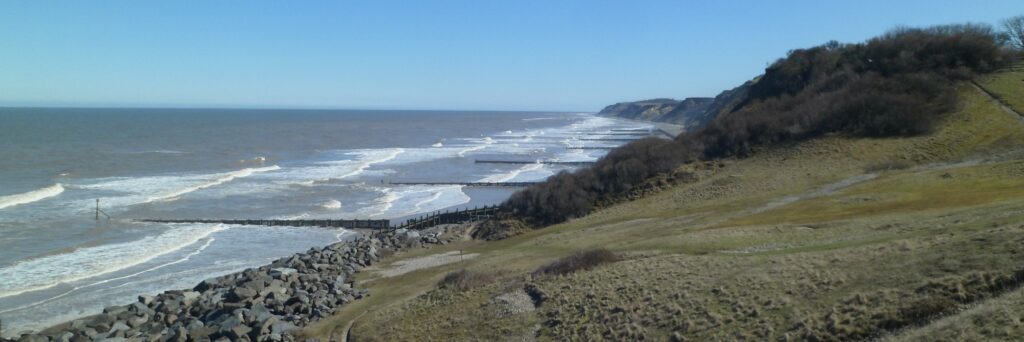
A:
[307,81,1024,341]
[533,249,620,276]
[437,269,494,291]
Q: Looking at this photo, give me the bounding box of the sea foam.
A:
[146,165,281,203]
[0,184,65,210]
[0,223,229,299]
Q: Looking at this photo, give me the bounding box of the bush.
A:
[496,22,1009,229]
[864,160,914,173]
[534,249,620,276]
[437,269,494,291]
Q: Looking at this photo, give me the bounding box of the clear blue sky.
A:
[1,1,1020,111]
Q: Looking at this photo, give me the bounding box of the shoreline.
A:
[1,225,463,341]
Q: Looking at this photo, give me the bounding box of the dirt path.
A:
[371,250,479,278]
[752,173,878,214]
[971,81,1024,121]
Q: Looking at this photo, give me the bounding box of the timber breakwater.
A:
[0,226,460,342]
[136,205,500,232]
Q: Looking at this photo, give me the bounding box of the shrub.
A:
[534,249,620,276]
[437,269,494,291]
[496,22,1009,230]
[864,160,914,173]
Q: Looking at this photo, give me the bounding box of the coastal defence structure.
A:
[138,218,391,229]
[136,205,501,233]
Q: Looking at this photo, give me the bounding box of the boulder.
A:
[228,324,252,340]
[230,287,258,302]
[269,268,297,279]
[126,314,149,328]
[102,305,128,316]
[137,295,155,305]
[55,332,74,342]
[181,291,201,304]
[128,302,155,317]
[270,321,299,335]
[193,278,223,293]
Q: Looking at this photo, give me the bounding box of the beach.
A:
[0,109,651,336]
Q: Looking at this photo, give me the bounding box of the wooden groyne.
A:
[566,146,617,150]
[474,160,594,166]
[138,218,391,229]
[610,128,650,132]
[137,205,503,234]
[608,128,678,138]
[592,132,651,136]
[579,138,643,142]
[387,181,539,187]
[390,205,500,231]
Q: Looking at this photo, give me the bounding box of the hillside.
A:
[296,22,1024,339]
[596,98,706,125]
[304,74,1024,340]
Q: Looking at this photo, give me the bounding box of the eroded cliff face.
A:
[598,78,757,130]
[597,98,688,122]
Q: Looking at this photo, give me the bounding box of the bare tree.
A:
[1004,15,1024,50]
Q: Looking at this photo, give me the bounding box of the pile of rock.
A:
[4,226,457,342]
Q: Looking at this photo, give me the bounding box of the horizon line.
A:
[0,103,594,114]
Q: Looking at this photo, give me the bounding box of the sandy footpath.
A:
[373,251,479,278]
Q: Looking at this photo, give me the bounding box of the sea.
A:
[0,108,651,335]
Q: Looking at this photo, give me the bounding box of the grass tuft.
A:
[534,249,620,276]
[437,269,494,291]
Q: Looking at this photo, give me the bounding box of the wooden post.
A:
[96,199,100,220]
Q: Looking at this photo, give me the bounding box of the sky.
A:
[0,1,1020,111]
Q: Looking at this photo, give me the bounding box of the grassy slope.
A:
[304,79,1024,341]
[977,61,1024,112]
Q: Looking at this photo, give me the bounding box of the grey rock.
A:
[137,295,155,305]
[128,302,155,317]
[70,319,89,330]
[109,321,131,333]
[16,335,48,342]
[230,287,258,302]
[193,278,222,293]
[228,324,252,340]
[181,290,201,304]
[269,268,297,279]
[126,314,148,328]
[102,305,128,316]
[270,321,299,335]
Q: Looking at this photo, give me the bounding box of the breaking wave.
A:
[0,184,65,210]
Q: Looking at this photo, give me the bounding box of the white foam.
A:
[0,223,229,299]
[269,149,403,185]
[0,234,219,316]
[116,150,186,155]
[478,163,548,183]
[365,185,470,218]
[0,184,65,210]
[319,199,342,209]
[146,165,281,202]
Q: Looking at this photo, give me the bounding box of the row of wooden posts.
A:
[137,205,501,233]
[387,205,500,232]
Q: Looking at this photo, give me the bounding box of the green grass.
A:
[978,67,1024,113]
[305,76,1024,341]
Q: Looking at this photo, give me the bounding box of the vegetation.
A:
[1004,15,1024,50]
[306,79,1024,340]
[302,19,1024,341]
[533,249,620,276]
[436,269,494,291]
[504,23,1011,227]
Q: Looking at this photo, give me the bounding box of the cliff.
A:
[597,79,757,129]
